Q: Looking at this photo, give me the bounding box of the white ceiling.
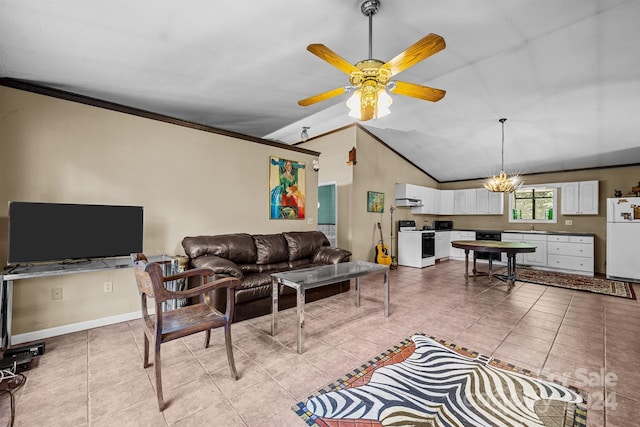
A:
[1,0,639,182]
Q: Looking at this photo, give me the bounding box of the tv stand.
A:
[0,255,176,350]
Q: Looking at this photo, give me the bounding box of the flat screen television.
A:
[8,202,143,264]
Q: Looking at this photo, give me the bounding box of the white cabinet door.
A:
[396,183,422,200]
[488,191,504,214]
[453,190,467,214]
[561,181,598,215]
[450,231,476,259]
[579,181,599,214]
[464,189,477,214]
[561,182,580,214]
[522,235,547,266]
[411,187,440,214]
[411,186,428,214]
[440,190,454,215]
[435,231,451,259]
[501,233,524,263]
[429,188,441,214]
[476,189,489,214]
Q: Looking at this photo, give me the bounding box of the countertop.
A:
[434,229,595,237]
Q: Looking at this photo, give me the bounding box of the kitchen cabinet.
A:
[435,231,451,260]
[440,190,454,215]
[522,234,548,266]
[395,183,423,207]
[412,186,440,214]
[500,232,594,276]
[476,189,504,215]
[501,233,547,266]
[547,235,594,275]
[450,230,476,259]
[453,189,477,215]
[560,180,599,215]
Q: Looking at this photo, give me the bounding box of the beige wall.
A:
[301,125,438,262]
[437,166,640,274]
[0,86,319,335]
[2,84,637,337]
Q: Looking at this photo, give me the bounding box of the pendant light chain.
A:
[483,117,522,193]
[500,117,506,172]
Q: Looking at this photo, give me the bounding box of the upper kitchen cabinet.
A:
[560,180,599,215]
[395,183,423,207]
[412,186,440,214]
[454,189,477,214]
[476,188,504,215]
[440,190,454,215]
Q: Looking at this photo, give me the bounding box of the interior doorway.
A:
[318,182,337,247]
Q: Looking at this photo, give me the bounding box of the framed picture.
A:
[367,191,384,213]
[269,156,306,219]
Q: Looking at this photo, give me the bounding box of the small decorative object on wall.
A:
[347,147,357,165]
[367,191,385,213]
[269,156,306,219]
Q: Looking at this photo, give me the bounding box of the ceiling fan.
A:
[298,0,446,121]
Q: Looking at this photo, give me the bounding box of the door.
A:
[607,222,640,280]
[318,182,337,247]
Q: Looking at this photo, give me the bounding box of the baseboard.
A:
[11,311,142,345]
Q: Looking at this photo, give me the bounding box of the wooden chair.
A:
[131,253,239,411]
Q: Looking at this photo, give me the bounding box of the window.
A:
[508,186,557,223]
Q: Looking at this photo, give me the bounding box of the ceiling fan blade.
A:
[307,44,360,75]
[382,33,446,76]
[298,86,347,106]
[390,81,446,102]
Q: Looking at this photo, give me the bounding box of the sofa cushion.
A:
[253,234,289,265]
[312,247,352,265]
[191,254,243,279]
[283,231,329,261]
[182,234,257,264]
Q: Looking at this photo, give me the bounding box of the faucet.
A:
[530,224,535,231]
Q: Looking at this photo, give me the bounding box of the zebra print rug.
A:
[293,333,587,427]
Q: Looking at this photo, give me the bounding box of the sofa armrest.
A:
[191,255,244,280]
[312,247,352,265]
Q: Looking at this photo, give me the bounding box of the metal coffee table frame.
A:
[271,261,389,354]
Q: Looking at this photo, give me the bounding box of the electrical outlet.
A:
[307,218,314,225]
[103,281,113,293]
[565,220,573,225]
[52,288,62,300]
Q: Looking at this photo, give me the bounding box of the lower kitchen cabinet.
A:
[450,231,476,259]
[435,231,451,260]
[547,235,594,275]
[501,232,594,276]
[501,233,547,265]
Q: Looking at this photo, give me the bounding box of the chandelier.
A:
[484,118,522,193]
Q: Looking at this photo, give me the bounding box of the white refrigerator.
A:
[607,197,640,282]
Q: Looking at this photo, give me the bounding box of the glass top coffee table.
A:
[271,261,390,353]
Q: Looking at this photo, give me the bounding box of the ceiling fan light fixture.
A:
[298,0,445,118]
[346,84,392,120]
[484,118,522,193]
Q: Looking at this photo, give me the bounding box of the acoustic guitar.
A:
[375,222,392,265]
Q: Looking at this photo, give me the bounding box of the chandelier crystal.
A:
[483,118,522,193]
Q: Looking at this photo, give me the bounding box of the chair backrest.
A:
[131,255,171,303]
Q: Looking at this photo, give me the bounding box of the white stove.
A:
[397,220,436,268]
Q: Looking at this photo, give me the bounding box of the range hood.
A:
[395,198,423,207]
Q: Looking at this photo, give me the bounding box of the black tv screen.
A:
[8,202,143,264]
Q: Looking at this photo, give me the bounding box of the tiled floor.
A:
[4,260,640,426]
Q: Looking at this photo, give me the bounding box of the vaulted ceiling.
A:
[1,0,639,181]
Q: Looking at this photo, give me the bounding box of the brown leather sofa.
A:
[182,231,352,322]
